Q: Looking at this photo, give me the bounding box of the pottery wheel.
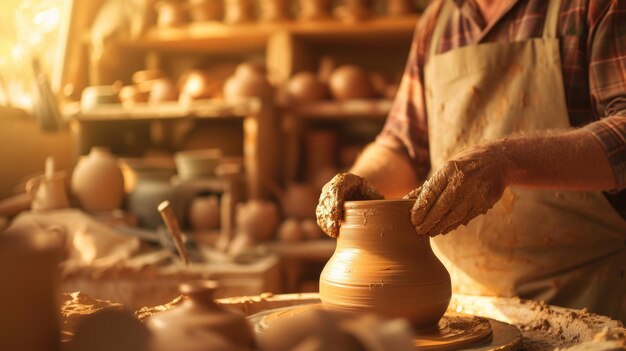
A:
[248,304,522,351]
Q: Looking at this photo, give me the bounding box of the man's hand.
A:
[316,173,384,238]
[405,144,510,237]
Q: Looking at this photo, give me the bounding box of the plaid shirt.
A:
[377,0,626,217]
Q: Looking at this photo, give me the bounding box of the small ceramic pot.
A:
[388,0,415,17]
[223,63,274,102]
[155,0,188,27]
[148,78,178,103]
[71,147,125,212]
[286,72,329,103]
[189,0,223,21]
[279,183,318,220]
[278,219,306,242]
[26,173,70,212]
[328,65,375,100]
[188,194,220,231]
[147,281,255,350]
[319,199,451,328]
[224,0,255,24]
[259,0,291,22]
[334,0,373,23]
[298,0,333,21]
[235,200,279,241]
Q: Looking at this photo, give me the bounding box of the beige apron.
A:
[424,0,626,321]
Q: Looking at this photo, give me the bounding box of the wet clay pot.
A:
[147,281,255,350]
[319,199,451,328]
[71,147,125,212]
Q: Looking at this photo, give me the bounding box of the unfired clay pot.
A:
[223,63,274,102]
[319,199,451,328]
[147,281,255,350]
[235,200,279,242]
[329,65,375,100]
[188,194,220,231]
[71,147,125,212]
[286,72,329,103]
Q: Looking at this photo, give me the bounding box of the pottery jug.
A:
[319,199,451,328]
[26,173,70,212]
[188,194,220,231]
[147,281,255,350]
[71,147,125,212]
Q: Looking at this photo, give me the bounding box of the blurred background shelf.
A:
[283,99,391,120]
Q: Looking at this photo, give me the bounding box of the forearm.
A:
[350,143,420,198]
[499,128,617,191]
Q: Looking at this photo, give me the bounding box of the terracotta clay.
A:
[328,65,375,101]
[71,147,125,212]
[278,219,306,242]
[147,281,255,350]
[223,63,274,102]
[235,200,280,242]
[188,194,220,231]
[286,72,329,103]
[319,199,451,328]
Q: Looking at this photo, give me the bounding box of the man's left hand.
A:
[405,143,511,236]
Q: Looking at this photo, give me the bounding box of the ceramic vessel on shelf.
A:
[279,183,318,220]
[147,280,255,350]
[188,194,220,231]
[388,0,415,17]
[334,0,372,23]
[189,0,223,21]
[298,0,333,21]
[80,85,120,111]
[286,72,329,103]
[259,0,291,22]
[26,173,70,212]
[319,199,451,328]
[71,147,125,213]
[148,78,178,103]
[174,148,222,180]
[155,0,188,27]
[328,65,375,100]
[223,63,274,102]
[235,200,279,242]
[224,0,255,24]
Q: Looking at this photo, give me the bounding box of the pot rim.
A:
[344,198,414,208]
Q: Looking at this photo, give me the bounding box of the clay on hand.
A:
[405,144,510,237]
[316,173,383,238]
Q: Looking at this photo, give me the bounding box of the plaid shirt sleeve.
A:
[586,116,626,190]
[375,0,443,180]
[586,1,626,191]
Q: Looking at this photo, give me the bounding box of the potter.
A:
[317,0,626,324]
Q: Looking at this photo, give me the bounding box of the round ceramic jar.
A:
[319,199,452,328]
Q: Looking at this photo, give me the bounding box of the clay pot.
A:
[71,147,125,212]
[178,70,219,104]
[329,65,375,100]
[224,0,255,24]
[119,85,149,107]
[286,72,328,103]
[189,0,223,22]
[155,0,188,27]
[280,183,318,220]
[388,0,415,17]
[132,69,166,85]
[298,0,333,21]
[235,200,279,241]
[301,219,324,240]
[223,63,274,102]
[174,148,222,180]
[334,0,373,23]
[80,85,120,110]
[188,194,220,231]
[319,199,451,328]
[125,162,175,229]
[148,78,178,103]
[26,173,70,212]
[147,280,255,350]
[259,0,291,22]
[278,219,306,242]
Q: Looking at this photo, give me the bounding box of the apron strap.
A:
[542,0,562,38]
[427,0,454,60]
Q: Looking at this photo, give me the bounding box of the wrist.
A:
[487,138,522,187]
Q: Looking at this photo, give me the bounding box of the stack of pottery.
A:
[319,199,452,328]
[147,281,255,351]
[71,147,125,213]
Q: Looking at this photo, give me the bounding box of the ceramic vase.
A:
[319,199,451,328]
[26,173,70,212]
[223,63,274,102]
[147,281,255,350]
[71,147,125,212]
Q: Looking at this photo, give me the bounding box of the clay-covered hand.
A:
[405,144,510,237]
[316,173,383,238]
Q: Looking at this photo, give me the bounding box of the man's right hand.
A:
[315,173,384,238]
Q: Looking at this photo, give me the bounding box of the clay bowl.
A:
[174,149,223,180]
[80,85,121,110]
[328,65,375,101]
[286,72,329,103]
[319,199,452,329]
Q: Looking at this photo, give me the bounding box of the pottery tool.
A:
[158,201,190,266]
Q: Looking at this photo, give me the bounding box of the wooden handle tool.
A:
[158,200,190,266]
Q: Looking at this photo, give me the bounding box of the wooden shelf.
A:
[71,99,261,122]
[118,16,419,54]
[283,99,392,120]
